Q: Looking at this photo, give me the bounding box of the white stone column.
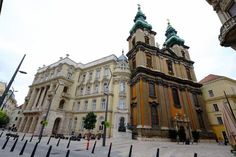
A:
[27,89,37,110]
[32,88,42,109]
[38,87,46,107]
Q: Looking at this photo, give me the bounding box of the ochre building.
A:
[200,74,236,142]
[127,6,212,139]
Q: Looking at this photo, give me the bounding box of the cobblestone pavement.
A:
[0,131,234,157]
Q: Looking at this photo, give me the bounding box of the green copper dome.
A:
[129,6,152,34]
[164,22,185,47]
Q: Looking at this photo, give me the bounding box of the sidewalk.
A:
[0,131,234,157]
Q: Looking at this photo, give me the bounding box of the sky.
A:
[0,0,236,105]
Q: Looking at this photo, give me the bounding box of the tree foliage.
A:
[83,112,97,131]
[0,110,9,127]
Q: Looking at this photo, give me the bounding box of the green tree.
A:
[0,110,9,127]
[83,112,97,131]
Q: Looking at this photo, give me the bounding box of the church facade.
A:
[127,6,212,139]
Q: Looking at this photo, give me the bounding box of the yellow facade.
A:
[200,74,236,141]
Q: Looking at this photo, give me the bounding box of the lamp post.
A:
[38,80,63,142]
[102,68,113,147]
[1,88,18,110]
[0,54,26,108]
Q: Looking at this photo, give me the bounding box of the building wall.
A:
[201,76,236,140]
[19,55,130,137]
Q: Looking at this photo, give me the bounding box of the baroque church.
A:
[127,6,212,138]
[17,6,213,139]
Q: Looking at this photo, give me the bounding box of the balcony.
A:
[23,108,42,114]
[219,16,236,50]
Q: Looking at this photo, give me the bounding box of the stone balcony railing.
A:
[219,16,236,46]
[23,108,42,113]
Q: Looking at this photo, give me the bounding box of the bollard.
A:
[91,141,97,154]
[10,138,18,152]
[194,153,197,157]
[30,134,34,142]
[107,142,112,157]
[19,140,28,155]
[65,149,70,157]
[2,136,10,149]
[46,145,52,157]
[86,140,90,150]
[67,138,71,148]
[30,142,39,157]
[0,132,3,137]
[56,138,61,147]
[21,133,26,141]
[128,145,133,157]
[47,136,52,145]
[156,148,159,157]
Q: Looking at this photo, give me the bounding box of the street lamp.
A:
[1,88,18,110]
[102,68,113,147]
[38,80,63,142]
[0,54,26,108]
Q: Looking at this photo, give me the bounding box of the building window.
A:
[67,72,72,79]
[59,99,65,109]
[95,69,100,79]
[172,88,181,108]
[118,99,126,109]
[186,67,192,80]
[103,82,108,93]
[92,100,96,111]
[132,37,135,47]
[15,117,18,121]
[86,86,90,94]
[144,36,149,44]
[89,72,93,80]
[94,84,99,93]
[132,57,136,69]
[80,87,84,95]
[213,104,219,111]
[192,94,200,107]
[166,60,174,75]
[104,67,109,76]
[63,86,68,93]
[151,105,158,127]
[149,82,155,97]
[84,101,88,111]
[77,102,80,111]
[229,2,236,17]
[119,81,125,93]
[101,99,106,110]
[208,90,214,97]
[82,74,86,81]
[146,54,152,68]
[217,116,223,124]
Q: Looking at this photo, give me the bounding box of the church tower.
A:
[127,6,212,139]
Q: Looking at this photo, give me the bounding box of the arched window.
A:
[59,99,65,109]
[172,88,181,108]
[151,105,158,127]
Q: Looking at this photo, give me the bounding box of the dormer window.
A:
[145,36,149,44]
